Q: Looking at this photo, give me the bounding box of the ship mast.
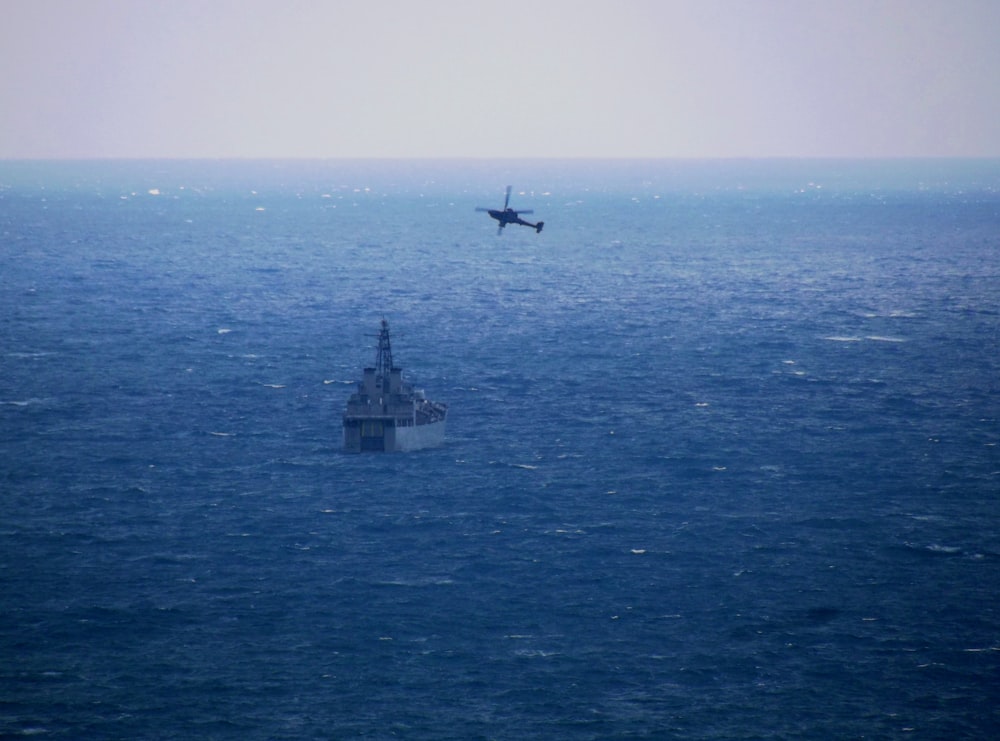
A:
[374,318,394,381]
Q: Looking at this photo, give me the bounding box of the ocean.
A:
[2,158,998,739]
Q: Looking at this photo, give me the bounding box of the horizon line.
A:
[4,154,1000,163]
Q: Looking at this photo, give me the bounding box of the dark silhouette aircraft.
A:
[476,186,544,235]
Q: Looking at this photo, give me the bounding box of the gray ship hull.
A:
[343,417,445,453]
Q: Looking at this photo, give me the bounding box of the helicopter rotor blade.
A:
[511,209,533,215]
[503,185,511,210]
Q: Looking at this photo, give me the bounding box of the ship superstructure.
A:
[343,319,447,452]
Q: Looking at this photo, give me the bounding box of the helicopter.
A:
[476,186,544,235]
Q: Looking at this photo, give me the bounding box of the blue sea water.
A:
[2,158,999,739]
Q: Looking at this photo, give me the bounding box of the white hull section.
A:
[394,420,446,452]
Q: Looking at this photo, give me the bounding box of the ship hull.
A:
[343,418,445,453]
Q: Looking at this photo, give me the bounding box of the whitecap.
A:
[514,649,557,658]
[866,335,905,343]
[262,384,285,389]
[824,336,862,342]
[209,431,233,437]
[2,398,43,407]
[926,544,961,554]
[7,351,54,359]
[217,328,232,335]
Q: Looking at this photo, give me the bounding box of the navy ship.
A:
[343,319,447,452]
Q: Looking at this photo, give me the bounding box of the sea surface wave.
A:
[2,159,999,739]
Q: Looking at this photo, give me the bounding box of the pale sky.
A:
[3,0,999,159]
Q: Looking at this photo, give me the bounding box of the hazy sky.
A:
[3,0,999,158]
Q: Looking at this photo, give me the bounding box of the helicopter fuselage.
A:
[488,208,521,224]
[489,208,538,229]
